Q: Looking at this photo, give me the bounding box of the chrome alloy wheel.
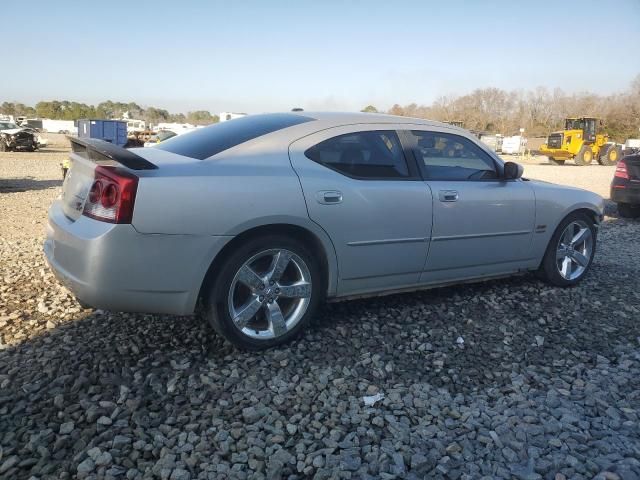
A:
[556,220,593,281]
[227,249,312,339]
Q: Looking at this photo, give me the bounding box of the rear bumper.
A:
[44,200,231,315]
[611,182,640,205]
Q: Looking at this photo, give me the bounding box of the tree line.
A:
[0,100,219,126]
[3,75,639,140]
[363,75,640,141]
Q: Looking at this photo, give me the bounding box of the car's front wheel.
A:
[205,235,322,350]
[538,212,597,287]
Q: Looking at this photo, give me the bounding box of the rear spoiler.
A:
[68,137,158,170]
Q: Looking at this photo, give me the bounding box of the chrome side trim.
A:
[431,230,531,242]
[347,237,428,247]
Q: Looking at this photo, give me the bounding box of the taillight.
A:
[83,166,138,223]
[614,160,629,180]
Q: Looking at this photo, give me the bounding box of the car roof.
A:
[290,111,452,128]
[150,111,472,161]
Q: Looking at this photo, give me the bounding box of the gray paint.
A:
[45,112,604,315]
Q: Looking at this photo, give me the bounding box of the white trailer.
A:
[156,122,196,132]
[625,139,640,150]
[125,119,146,133]
[501,135,526,155]
[48,119,77,134]
[27,119,77,134]
[479,134,503,153]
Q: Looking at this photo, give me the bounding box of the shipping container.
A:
[77,119,128,147]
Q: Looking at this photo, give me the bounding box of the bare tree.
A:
[386,76,640,141]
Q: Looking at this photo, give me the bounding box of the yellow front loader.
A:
[539,117,622,166]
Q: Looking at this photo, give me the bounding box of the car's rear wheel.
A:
[538,212,596,287]
[618,203,640,218]
[205,235,322,350]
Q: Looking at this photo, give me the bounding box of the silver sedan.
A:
[45,112,604,349]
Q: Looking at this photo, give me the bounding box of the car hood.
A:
[0,128,26,135]
[526,178,584,192]
[526,178,604,216]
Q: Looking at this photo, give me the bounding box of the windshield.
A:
[565,119,584,130]
[0,122,19,130]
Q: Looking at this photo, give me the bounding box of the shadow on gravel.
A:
[2,273,638,398]
[1,264,639,477]
[0,177,62,193]
[604,199,640,223]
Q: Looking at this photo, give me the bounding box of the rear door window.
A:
[304,130,413,179]
[155,113,314,159]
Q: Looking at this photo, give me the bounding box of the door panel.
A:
[288,125,433,295]
[401,127,537,281]
[421,180,535,280]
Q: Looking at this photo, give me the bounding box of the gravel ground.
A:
[1,151,639,480]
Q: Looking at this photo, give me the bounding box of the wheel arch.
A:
[564,205,603,227]
[536,206,599,284]
[197,222,338,307]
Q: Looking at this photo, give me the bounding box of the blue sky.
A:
[5,0,640,114]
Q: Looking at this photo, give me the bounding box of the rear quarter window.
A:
[155,113,314,159]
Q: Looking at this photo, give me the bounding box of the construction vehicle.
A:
[540,117,622,166]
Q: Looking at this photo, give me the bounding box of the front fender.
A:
[529,180,604,262]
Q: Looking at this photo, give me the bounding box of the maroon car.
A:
[611,153,640,218]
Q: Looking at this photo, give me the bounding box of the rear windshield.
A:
[155,113,314,159]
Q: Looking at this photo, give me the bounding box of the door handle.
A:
[438,190,458,202]
[316,190,343,204]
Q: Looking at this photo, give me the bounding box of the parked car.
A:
[44,112,604,349]
[610,154,640,218]
[0,121,39,151]
[144,130,177,147]
[20,127,49,149]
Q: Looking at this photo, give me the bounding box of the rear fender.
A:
[223,215,339,297]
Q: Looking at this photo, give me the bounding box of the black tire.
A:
[598,145,622,166]
[537,211,597,287]
[618,203,640,218]
[0,141,7,152]
[574,146,593,166]
[204,235,323,350]
[548,157,565,165]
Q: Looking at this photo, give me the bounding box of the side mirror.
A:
[503,161,523,180]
